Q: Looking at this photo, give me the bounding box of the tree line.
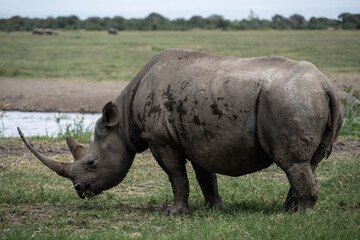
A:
[0,12,359,32]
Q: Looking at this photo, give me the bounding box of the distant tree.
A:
[339,13,360,29]
[43,17,58,29]
[56,15,80,29]
[308,17,339,30]
[290,14,307,29]
[271,14,291,29]
[189,16,208,29]
[5,16,31,31]
[125,18,143,30]
[101,17,112,29]
[112,16,126,30]
[84,17,103,30]
[0,12,360,32]
[309,17,326,29]
[142,13,172,30]
[172,18,190,30]
[207,15,230,30]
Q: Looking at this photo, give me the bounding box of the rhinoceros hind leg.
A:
[191,162,225,209]
[150,143,190,216]
[283,162,319,211]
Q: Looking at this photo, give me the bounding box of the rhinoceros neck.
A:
[114,72,149,153]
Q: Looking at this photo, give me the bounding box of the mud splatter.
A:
[210,104,222,119]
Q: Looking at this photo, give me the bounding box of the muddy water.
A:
[1,111,101,138]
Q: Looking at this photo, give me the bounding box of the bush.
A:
[0,103,10,137]
[339,86,360,138]
[54,114,93,143]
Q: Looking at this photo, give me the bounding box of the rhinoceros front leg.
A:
[150,144,190,215]
[191,162,225,209]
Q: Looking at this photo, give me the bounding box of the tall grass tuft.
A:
[54,114,93,143]
[339,86,360,138]
[0,103,10,138]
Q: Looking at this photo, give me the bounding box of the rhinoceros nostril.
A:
[74,183,82,192]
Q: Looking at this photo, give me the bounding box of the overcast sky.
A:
[1,0,359,20]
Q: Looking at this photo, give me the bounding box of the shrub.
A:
[54,114,93,143]
[339,86,360,138]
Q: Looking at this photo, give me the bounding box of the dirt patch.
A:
[0,79,128,113]
[0,140,70,158]
[332,139,360,158]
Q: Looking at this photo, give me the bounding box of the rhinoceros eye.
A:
[87,159,94,166]
[86,158,98,170]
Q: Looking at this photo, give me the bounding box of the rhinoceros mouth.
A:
[75,182,95,199]
[83,189,95,199]
[75,182,103,199]
[76,187,95,199]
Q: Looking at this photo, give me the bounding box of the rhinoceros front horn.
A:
[17,127,73,179]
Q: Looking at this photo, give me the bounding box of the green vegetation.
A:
[1,12,360,31]
[0,30,359,81]
[0,103,10,137]
[53,114,93,143]
[0,137,359,239]
[340,87,360,138]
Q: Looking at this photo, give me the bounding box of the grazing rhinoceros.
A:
[44,29,58,35]
[108,28,118,34]
[18,49,342,215]
[32,28,46,35]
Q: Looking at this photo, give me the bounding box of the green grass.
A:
[0,30,359,81]
[53,114,93,143]
[0,138,359,239]
[339,87,360,138]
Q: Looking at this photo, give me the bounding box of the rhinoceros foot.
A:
[165,203,190,216]
[282,187,318,212]
[204,196,225,209]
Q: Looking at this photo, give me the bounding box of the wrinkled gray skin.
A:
[19,49,343,215]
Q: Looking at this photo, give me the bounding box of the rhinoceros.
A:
[18,49,342,215]
[32,28,46,35]
[108,28,118,35]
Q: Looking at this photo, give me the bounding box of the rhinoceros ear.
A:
[102,101,119,127]
[66,137,87,161]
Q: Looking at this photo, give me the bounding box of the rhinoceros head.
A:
[18,102,135,199]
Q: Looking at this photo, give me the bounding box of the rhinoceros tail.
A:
[324,88,343,158]
[312,88,343,166]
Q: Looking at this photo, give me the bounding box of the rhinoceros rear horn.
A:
[17,127,73,179]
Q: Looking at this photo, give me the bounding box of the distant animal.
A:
[32,28,58,35]
[44,29,58,35]
[32,28,46,35]
[108,28,118,35]
[18,49,342,215]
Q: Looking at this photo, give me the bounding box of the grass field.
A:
[0,138,359,240]
[0,30,359,81]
